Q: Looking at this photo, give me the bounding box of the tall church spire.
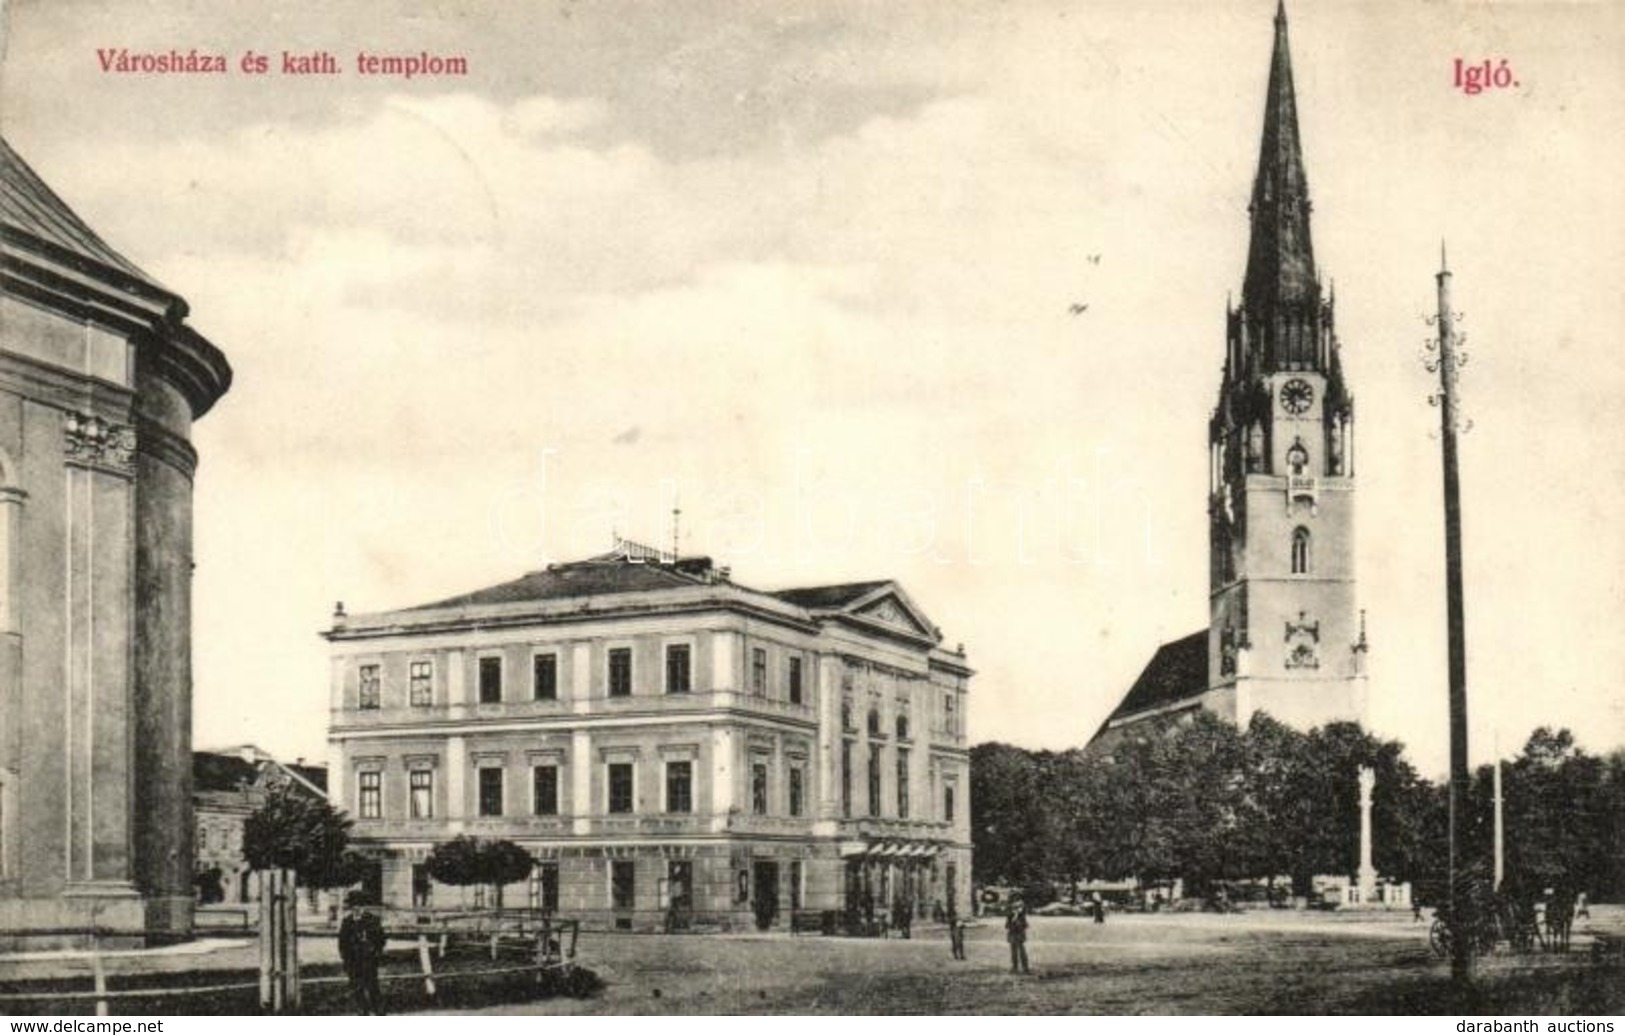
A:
[1242,0,1317,311]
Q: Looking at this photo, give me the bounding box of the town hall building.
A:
[1095,3,1369,743]
[325,539,972,931]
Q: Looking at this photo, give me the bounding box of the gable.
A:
[856,594,934,638]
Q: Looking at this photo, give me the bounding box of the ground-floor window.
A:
[666,860,693,931]
[412,863,432,908]
[790,860,803,911]
[530,861,559,913]
[611,859,635,910]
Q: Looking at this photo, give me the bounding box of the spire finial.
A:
[1276,0,1287,23]
[1440,239,1449,274]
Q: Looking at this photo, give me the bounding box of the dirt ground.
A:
[4,907,1619,1015]
[436,908,1625,1016]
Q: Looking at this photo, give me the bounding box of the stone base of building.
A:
[141,893,197,941]
[0,888,149,951]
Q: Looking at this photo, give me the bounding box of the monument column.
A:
[1357,765,1376,905]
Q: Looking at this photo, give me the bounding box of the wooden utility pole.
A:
[1434,245,1473,983]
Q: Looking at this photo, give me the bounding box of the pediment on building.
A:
[771,579,941,644]
[847,586,939,642]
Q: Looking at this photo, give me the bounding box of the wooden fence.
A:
[0,906,582,1016]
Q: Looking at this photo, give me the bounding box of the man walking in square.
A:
[947,898,967,960]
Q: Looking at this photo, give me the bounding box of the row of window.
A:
[415,858,807,917]
[357,759,812,821]
[834,742,958,824]
[358,647,807,709]
[838,694,961,739]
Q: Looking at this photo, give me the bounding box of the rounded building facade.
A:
[0,137,231,940]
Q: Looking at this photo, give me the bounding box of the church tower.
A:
[1205,2,1368,730]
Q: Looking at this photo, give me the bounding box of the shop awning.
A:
[843,839,943,860]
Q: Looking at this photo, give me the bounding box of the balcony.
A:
[842,816,953,842]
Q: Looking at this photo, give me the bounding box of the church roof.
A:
[1100,630,1208,730]
[0,135,167,294]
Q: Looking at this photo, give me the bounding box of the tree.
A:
[242,783,370,890]
[1487,728,1623,900]
[969,743,1050,886]
[423,836,535,909]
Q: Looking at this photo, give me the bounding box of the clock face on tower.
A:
[1280,378,1314,415]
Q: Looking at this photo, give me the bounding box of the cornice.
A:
[326,595,822,643]
[4,235,231,419]
[0,350,134,417]
[1,225,178,312]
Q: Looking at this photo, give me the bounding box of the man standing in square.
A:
[339,892,387,1014]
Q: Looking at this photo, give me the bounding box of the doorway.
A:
[666,861,693,932]
[752,861,780,931]
[360,859,384,905]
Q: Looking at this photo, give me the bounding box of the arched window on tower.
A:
[1291,527,1311,575]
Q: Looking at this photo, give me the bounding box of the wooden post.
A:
[284,872,301,1009]
[90,932,108,1017]
[258,870,273,1011]
[273,870,287,1014]
[417,934,437,997]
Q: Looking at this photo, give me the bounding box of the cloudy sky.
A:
[3,0,1621,776]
